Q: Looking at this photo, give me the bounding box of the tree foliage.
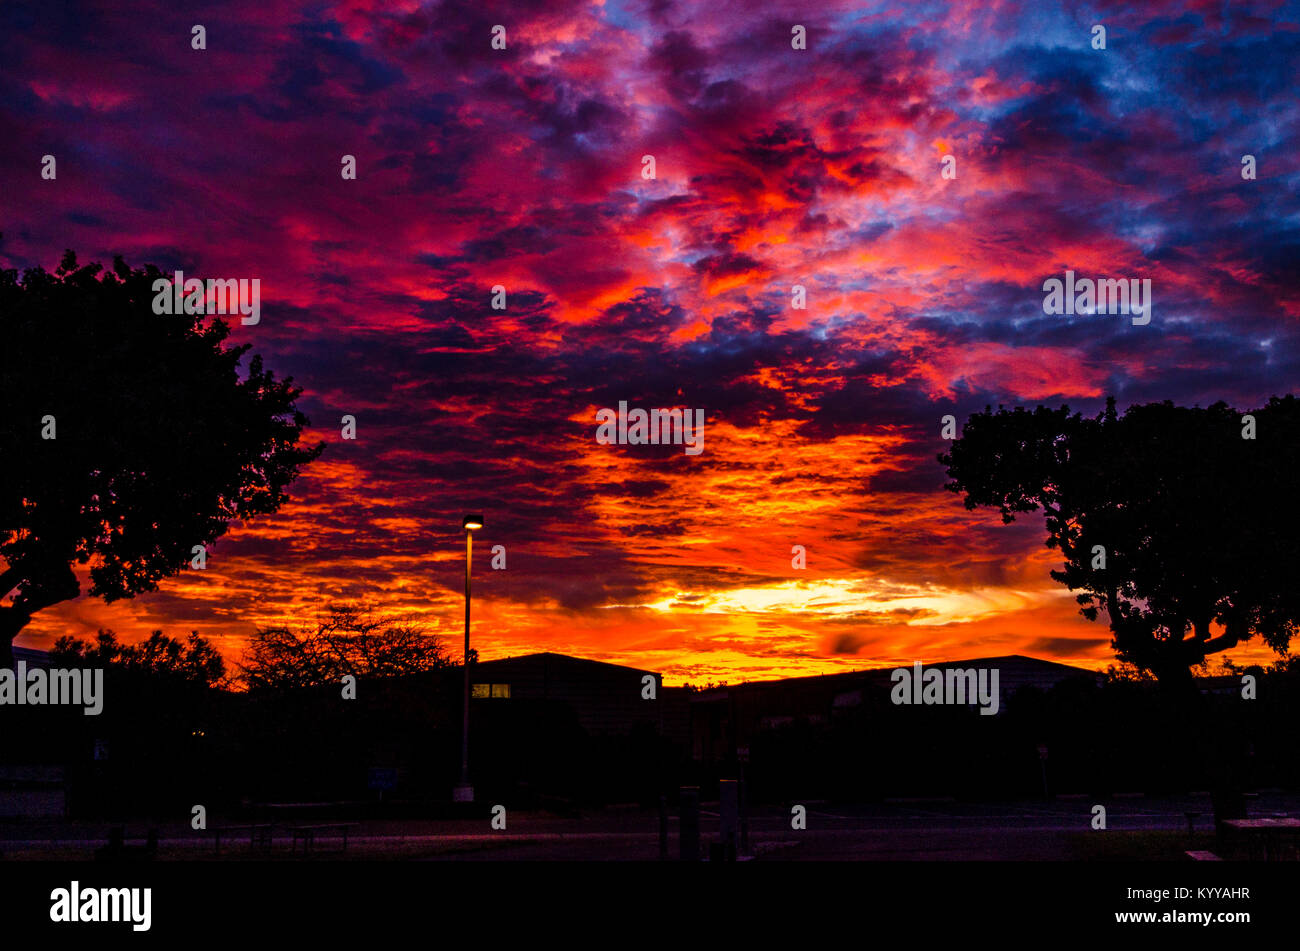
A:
[939,396,1300,686]
[240,604,452,690]
[0,251,322,666]
[49,629,228,690]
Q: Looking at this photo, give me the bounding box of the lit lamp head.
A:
[462,514,484,532]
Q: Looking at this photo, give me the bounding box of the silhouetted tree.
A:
[682,681,729,692]
[50,629,228,690]
[241,604,452,690]
[0,251,323,668]
[940,396,1300,688]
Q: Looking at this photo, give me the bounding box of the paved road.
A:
[4,793,1296,860]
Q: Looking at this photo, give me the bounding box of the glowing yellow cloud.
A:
[622,577,1068,627]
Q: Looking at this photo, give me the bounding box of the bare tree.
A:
[240,604,451,690]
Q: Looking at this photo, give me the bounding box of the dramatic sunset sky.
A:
[2,0,1298,683]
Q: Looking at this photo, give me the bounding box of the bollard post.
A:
[739,759,750,855]
[720,779,739,861]
[658,794,668,860]
[679,786,700,862]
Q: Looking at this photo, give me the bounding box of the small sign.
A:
[1036,744,1048,760]
[736,746,750,763]
[368,768,398,791]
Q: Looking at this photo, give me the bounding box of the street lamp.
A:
[453,514,483,803]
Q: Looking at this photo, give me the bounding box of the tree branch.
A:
[0,566,22,601]
[1200,619,1247,657]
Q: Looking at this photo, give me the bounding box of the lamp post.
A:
[453,513,483,803]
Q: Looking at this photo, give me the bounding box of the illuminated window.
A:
[472,683,510,699]
[491,683,510,698]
